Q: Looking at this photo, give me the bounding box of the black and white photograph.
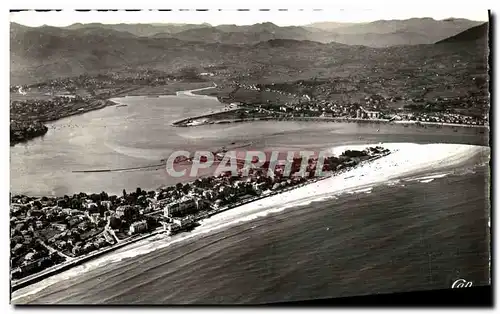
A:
[8,7,491,305]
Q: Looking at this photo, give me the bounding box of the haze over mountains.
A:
[10,18,488,85]
[58,18,483,46]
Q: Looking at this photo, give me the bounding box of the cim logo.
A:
[451,278,473,288]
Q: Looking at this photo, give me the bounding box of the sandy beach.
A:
[196,142,489,231]
[11,142,490,302]
[175,83,217,98]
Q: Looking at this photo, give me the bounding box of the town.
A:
[10,146,390,282]
[181,78,489,127]
[9,69,208,146]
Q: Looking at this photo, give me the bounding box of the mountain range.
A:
[57,18,484,46]
[10,19,489,85]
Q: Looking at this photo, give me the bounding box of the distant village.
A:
[9,70,196,146]
[214,81,489,126]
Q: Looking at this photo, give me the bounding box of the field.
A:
[194,86,299,106]
[10,87,92,102]
[125,81,214,96]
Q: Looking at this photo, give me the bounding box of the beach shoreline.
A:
[11,142,490,302]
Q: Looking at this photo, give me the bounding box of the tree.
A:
[182,184,191,194]
[178,67,202,81]
[90,193,100,203]
[71,198,82,209]
[99,206,106,217]
[342,150,367,158]
[122,189,127,198]
[100,191,108,201]
[109,216,121,230]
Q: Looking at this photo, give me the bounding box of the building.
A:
[88,213,100,224]
[366,111,380,119]
[24,252,35,261]
[116,205,139,218]
[129,221,148,235]
[83,202,98,210]
[100,201,112,210]
[162,218,196,236]
[56,94,77,99]
[213,199,223,209]
[53,223,67,231]
[356,109,362,119]
[359,107,380,119]
[163,197,199,218]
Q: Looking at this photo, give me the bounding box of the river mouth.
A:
[10,88,489,197]
[9,87,491,304]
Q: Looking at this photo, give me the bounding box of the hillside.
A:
[305,22,357,31]
[436,22,489,44]
[153,23,312,44]
[65,23,210,37]
[10,20,489,86]
[307,18,484,47]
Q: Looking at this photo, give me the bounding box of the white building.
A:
[164,197,198,218]
[100,201,112,210]
[129,221,148,235]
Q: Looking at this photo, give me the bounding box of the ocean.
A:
[10,94,491,304]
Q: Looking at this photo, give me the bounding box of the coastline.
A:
[10,84,490,298]
[11,142,490,300]
[11,149,387,293]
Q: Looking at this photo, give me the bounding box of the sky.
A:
[9,9,490,27]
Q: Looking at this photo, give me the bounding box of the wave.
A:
[419,179,435,183]
[386,179,402,187]
[404,172,451,183]
[348,187,373,194]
